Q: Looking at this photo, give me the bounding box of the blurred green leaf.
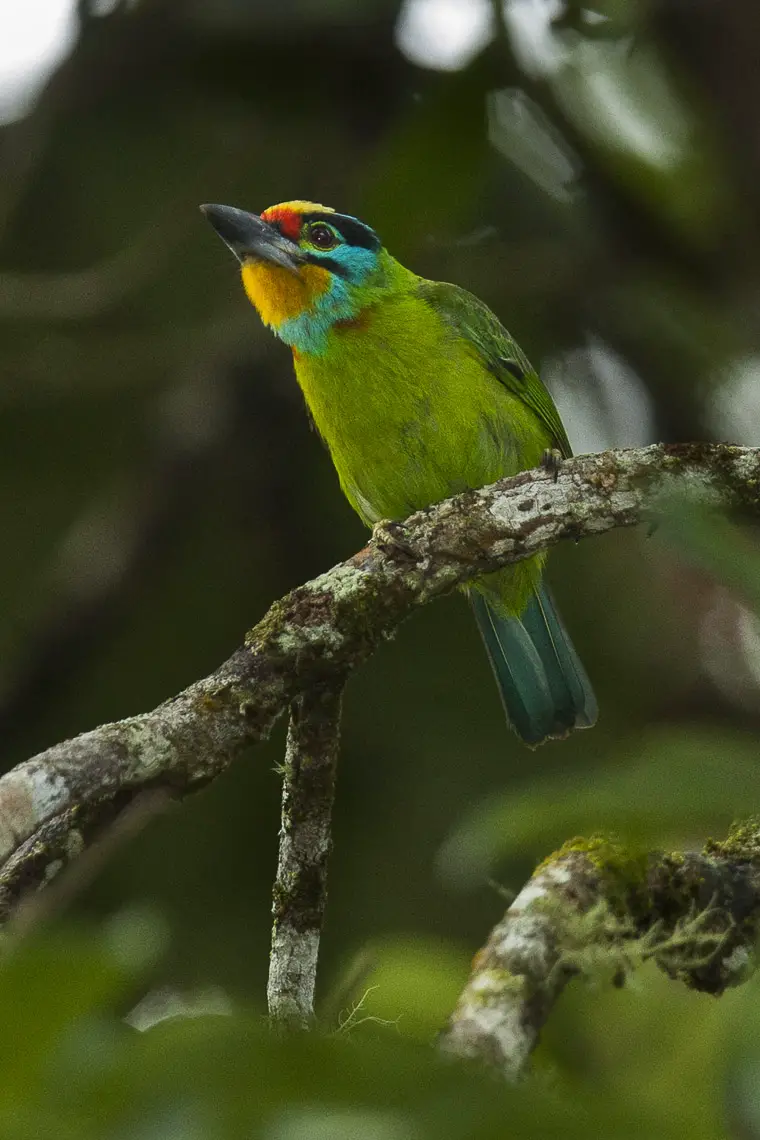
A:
[551,35,727,244]
[439,726,760,883]
[0,933,129,1090]
[543,960,740,1140]
[0,913,162,1139]
[724,970,760,1139]
[331,936,470,1041]
[656,496,760,615]
[360,58,493,253]
[0,924,709,1140]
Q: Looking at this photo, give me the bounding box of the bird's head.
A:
[201,200,396,354]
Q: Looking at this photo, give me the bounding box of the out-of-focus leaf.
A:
[331,936,470,1040]
[0,931,134,1088]
[551,35,727,244]
[0,912,162,1139]
[724,971,760,1139]
[439,726,760,884]
[487,88,580,202]
[360,57,493,253]
[544,960,741,1140]
[62,1003,689,1140]
[0,923,702,1140]
[656,495,760,615]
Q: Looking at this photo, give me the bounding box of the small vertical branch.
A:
[267,684,344,1029]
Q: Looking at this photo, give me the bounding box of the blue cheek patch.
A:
[331,245,377,283]
[277,245,378,355]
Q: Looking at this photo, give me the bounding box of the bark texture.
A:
[267,687,343,1028]
[0,442,757,943]
[440,828,760,1080]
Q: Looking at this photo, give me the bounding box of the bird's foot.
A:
[541,448,563,482]
[372,519,417,563]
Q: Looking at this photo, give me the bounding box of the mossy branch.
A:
[0,443,757,936]
[439,827,760,1080]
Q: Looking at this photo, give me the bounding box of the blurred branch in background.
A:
[0,206,185,321]
[0,360,231,754]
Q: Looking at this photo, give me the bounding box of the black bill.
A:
[200,203,303,273]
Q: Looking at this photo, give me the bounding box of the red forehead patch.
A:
[260,201,334,243]
[261,205,301,241]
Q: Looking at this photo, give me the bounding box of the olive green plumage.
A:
[201,201,597,745]
[295,262,596,744]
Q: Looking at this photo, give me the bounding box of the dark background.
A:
[2,1,760,1135]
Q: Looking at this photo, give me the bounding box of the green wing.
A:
[416,279,572,458]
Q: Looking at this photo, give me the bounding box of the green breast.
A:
[293,291,552,525]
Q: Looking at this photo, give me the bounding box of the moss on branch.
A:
[441,815,760,1081]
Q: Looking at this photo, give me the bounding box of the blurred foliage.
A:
[2,0,760,1134]
[440,723,760,883]
[0,917,743,1138]
[656,494,760,614]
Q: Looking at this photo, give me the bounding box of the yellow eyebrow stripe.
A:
[264,200,335,215]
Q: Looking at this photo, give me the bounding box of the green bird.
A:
[201,199,597,746]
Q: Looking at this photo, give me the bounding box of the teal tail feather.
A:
[470,584,597,747]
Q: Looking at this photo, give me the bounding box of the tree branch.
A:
[267,686,343,1028]
[439,827,760,1081]
[0,443,757,912]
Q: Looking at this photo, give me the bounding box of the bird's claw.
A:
[372,519,417,562]
[541,448,563,482]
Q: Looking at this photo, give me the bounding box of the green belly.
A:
[293,297,552,615]
[296,319,548,515]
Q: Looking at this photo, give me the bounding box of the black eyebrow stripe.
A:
[302,212,380,250]
[302,252,351,277]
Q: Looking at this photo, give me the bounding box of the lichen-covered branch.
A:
[267,686,343,1029]
[439,827,760,1081]
[0,442,757,911]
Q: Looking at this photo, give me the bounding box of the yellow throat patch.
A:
[241,262,331,330]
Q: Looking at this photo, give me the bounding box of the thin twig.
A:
[267,686,344,1028]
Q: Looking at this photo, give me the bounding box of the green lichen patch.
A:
[469,965,528,1008]
[704,816,760,863]
[536,834,652,918]
[542,898,639,987]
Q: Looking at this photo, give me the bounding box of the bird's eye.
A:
[308,223,338,250]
